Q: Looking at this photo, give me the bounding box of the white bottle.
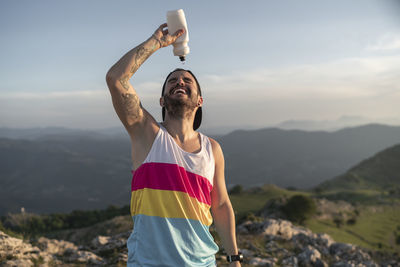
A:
[167,9,190,62]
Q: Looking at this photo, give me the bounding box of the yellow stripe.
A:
[130,188,213,226]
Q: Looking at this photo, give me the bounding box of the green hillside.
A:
[317,144,400,193]
[306,205,400,252]
[229,184,306,219]
[226,179,400,253]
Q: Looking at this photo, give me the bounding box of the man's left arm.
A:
[210,138,241,267]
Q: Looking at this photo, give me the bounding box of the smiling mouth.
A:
[171,88,188,95]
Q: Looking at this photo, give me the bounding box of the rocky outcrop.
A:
[1,218,399,266]
[237,218,398,267]
[0,231,104,266]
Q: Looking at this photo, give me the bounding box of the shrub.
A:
[229,185,244,195]
[281,195,317,224]
[313,187,324,194]
[333,217,344,228]
[346,217,357,225]
[286,186,297,191]
[396,233,400,245]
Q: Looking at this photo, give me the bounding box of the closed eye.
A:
[168,78,177,83]
[183,78,193,83]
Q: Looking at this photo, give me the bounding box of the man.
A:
[106,23,241,267]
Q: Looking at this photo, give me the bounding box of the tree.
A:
[333,217,344,228]
[281,195,317,224]
[229,185,243,195]
[346,217,357,225]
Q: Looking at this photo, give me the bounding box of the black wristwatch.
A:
[226,252,243,263]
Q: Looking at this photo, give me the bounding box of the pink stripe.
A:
[131,162,213,205]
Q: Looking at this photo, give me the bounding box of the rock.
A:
[2,215,396,267]
[297,245,321,265]
[248,256,275,266]
[37,236,78,255]
[316,233,335,247]
[90,232,128,259]
[0,231,39,266]
[332,262,354,267]
[238,218,312,240]
[281,255,298,266]
[330,243,356,256]
[3,259,33,267]
[91,235,110,247]
[329,242,373,265]
[0,231,30,256]
[315,258,329,267]
[241,248,254,257]
[0,230,104,266]
[236,222,250,234]
[64,249,103,264]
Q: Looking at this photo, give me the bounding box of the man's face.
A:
[161,71,202,117]
[164,70,199,99]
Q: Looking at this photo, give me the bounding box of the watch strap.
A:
[226,252,243,262]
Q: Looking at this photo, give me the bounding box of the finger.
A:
[173,29,184,37]
[162,29,169,35]
[158,23,167,30]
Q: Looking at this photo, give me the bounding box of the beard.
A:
[163,93,198,119]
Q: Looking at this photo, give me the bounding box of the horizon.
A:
[1,116,400,137]
[1,1,400,130]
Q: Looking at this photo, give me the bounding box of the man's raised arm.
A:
[105,23,183,135]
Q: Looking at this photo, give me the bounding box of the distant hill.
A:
[317,144,400,192]
[275,115,373,131]
[0,137,132,215]
[0,126,128,140]
[218,124,400,189]
[2,124,400,215]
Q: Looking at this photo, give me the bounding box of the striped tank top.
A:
[127,124,219,266]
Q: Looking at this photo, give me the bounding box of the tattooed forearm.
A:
[121,93,141,119]
[108,36,159,88]
[119,75,130,91]
[129,46,153,74]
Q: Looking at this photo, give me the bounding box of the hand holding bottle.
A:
[152,23,184,49]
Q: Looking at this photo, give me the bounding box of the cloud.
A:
[197,54,400,128]
[0,80,163,99]
[0,90,104,100]
[1,54,399,129]
[366,33,400,51]
[200,55,400,101]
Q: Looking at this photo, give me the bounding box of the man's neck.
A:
[162,117,197,143]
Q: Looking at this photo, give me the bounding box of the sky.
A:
[1,0,400,133]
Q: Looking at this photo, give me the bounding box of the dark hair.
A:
[161,68,202,130]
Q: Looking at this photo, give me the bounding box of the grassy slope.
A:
[316,189,393,205]
[318,144,400,192]
[229,185,307,219]
[306,205,400,252]
[228,186,400,253]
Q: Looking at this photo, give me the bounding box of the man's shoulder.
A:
[204,136,223,157]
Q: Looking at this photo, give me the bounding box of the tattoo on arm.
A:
[118,47,154,90]
[119,75,130,91]
[130,46,152,74]
[121,93,142,119]
[116,38,158,91]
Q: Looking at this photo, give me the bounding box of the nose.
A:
[177,77,185,86]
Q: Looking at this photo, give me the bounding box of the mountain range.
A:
[1,123,400,215]
[318,143,400,192]
[218,124,400,188]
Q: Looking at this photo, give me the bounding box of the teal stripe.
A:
[128,214,218,267]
